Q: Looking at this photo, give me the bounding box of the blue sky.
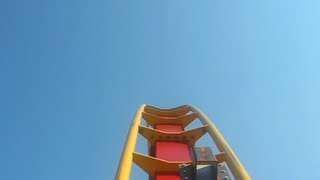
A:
[1,0,320,179]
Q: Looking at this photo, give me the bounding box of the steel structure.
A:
[115,104,250,180]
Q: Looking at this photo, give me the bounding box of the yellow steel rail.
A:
[189,105,250,180]
[115,104,146,180]
[115,104,250,180]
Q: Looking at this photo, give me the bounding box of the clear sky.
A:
[1,0,320,180]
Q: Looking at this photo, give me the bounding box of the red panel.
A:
[156,141,191,161]
[156,124,183,132]
[154,124,191,180]
[156,173,180,180]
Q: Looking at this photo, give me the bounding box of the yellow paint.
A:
[189,105,251,180]
[142,112,199,128]
[138,125,209,146]
[115,104,146,180]
[144,105,191,117]
[132,152,190,176]
[215,152,226,163]
[132,152,215,176]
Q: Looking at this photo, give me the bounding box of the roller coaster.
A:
[116,104,250,180]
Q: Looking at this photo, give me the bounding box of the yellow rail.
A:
[115,104,250,180]
[189,105,250,180]
[115,104,146,180]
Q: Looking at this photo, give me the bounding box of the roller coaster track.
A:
[115,104,250,180]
